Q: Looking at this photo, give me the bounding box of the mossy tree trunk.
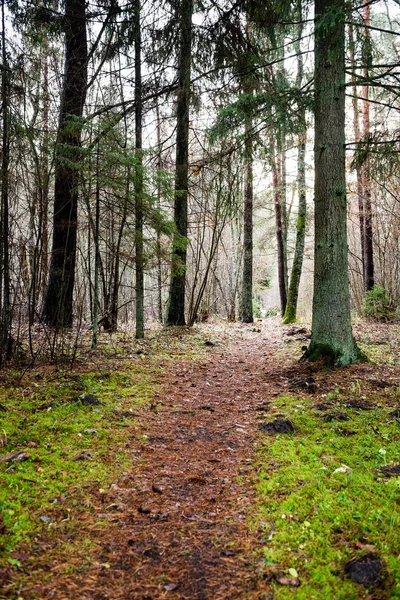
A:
[283,4,307,325]
[166,0,193,326]
[272,138,287,316]
[283,131,306,324]
[42,0,87,328]
[305,0,360,366]
[240,109,254,323]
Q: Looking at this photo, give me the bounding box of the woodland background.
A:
[0,0,398,362]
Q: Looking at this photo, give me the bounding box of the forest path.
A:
[5,319,400,599]
[37,322,294,600]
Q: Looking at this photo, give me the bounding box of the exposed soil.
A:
[259,419,295,434]
[323,412,350,422]
[2,319,400,599]
[344,553,383,588]
[380,464,400,477]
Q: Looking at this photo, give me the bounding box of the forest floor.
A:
[0,318,400,599]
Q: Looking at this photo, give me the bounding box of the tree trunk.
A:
[305,0,360,366]
[40,37,50,299]
[91,145,100,349]
[42,0,87,328]
[166,0,193,326]
[362,3,374,292]
[283,132,307,323]
[0,0,11,360]
[283,5,307,324]
[272,141,287,316]
[134,0,144,338]
[349,24,365,282]
[240,111,254,323]
[155,94,163,324]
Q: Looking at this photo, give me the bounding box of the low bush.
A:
[362,286,397,321]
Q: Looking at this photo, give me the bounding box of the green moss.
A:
[304,341,362,367]
[282,307,296,325]
[255,394,400,598]
[0,327,209,566]
[296,214,306,233]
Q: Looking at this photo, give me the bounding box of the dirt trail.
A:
[6,319,400,599]
[28,326,287,600]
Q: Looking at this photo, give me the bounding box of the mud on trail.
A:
[2,319,400,599]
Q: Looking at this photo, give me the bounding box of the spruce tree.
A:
[305,0,360,365]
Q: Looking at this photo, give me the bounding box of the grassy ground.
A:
[0,327,207,571]
[256,390,400,598]
[1,320,400,599]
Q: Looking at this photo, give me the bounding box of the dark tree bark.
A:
[166,0,193,326]
[134,0,144,339]
[0,0,11,360]
[42,0,87,328]
[155,97,163,324]
[305,0,360,366]
[91,145,100,349]
[361,3,374,292]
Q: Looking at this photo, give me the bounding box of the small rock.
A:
[164,583,178,592]
[152,484,164,494]
[40,516,51,523]
[333,464,351,474]
[276,577,300,587]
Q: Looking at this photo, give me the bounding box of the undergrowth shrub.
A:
[362,286,397,321]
